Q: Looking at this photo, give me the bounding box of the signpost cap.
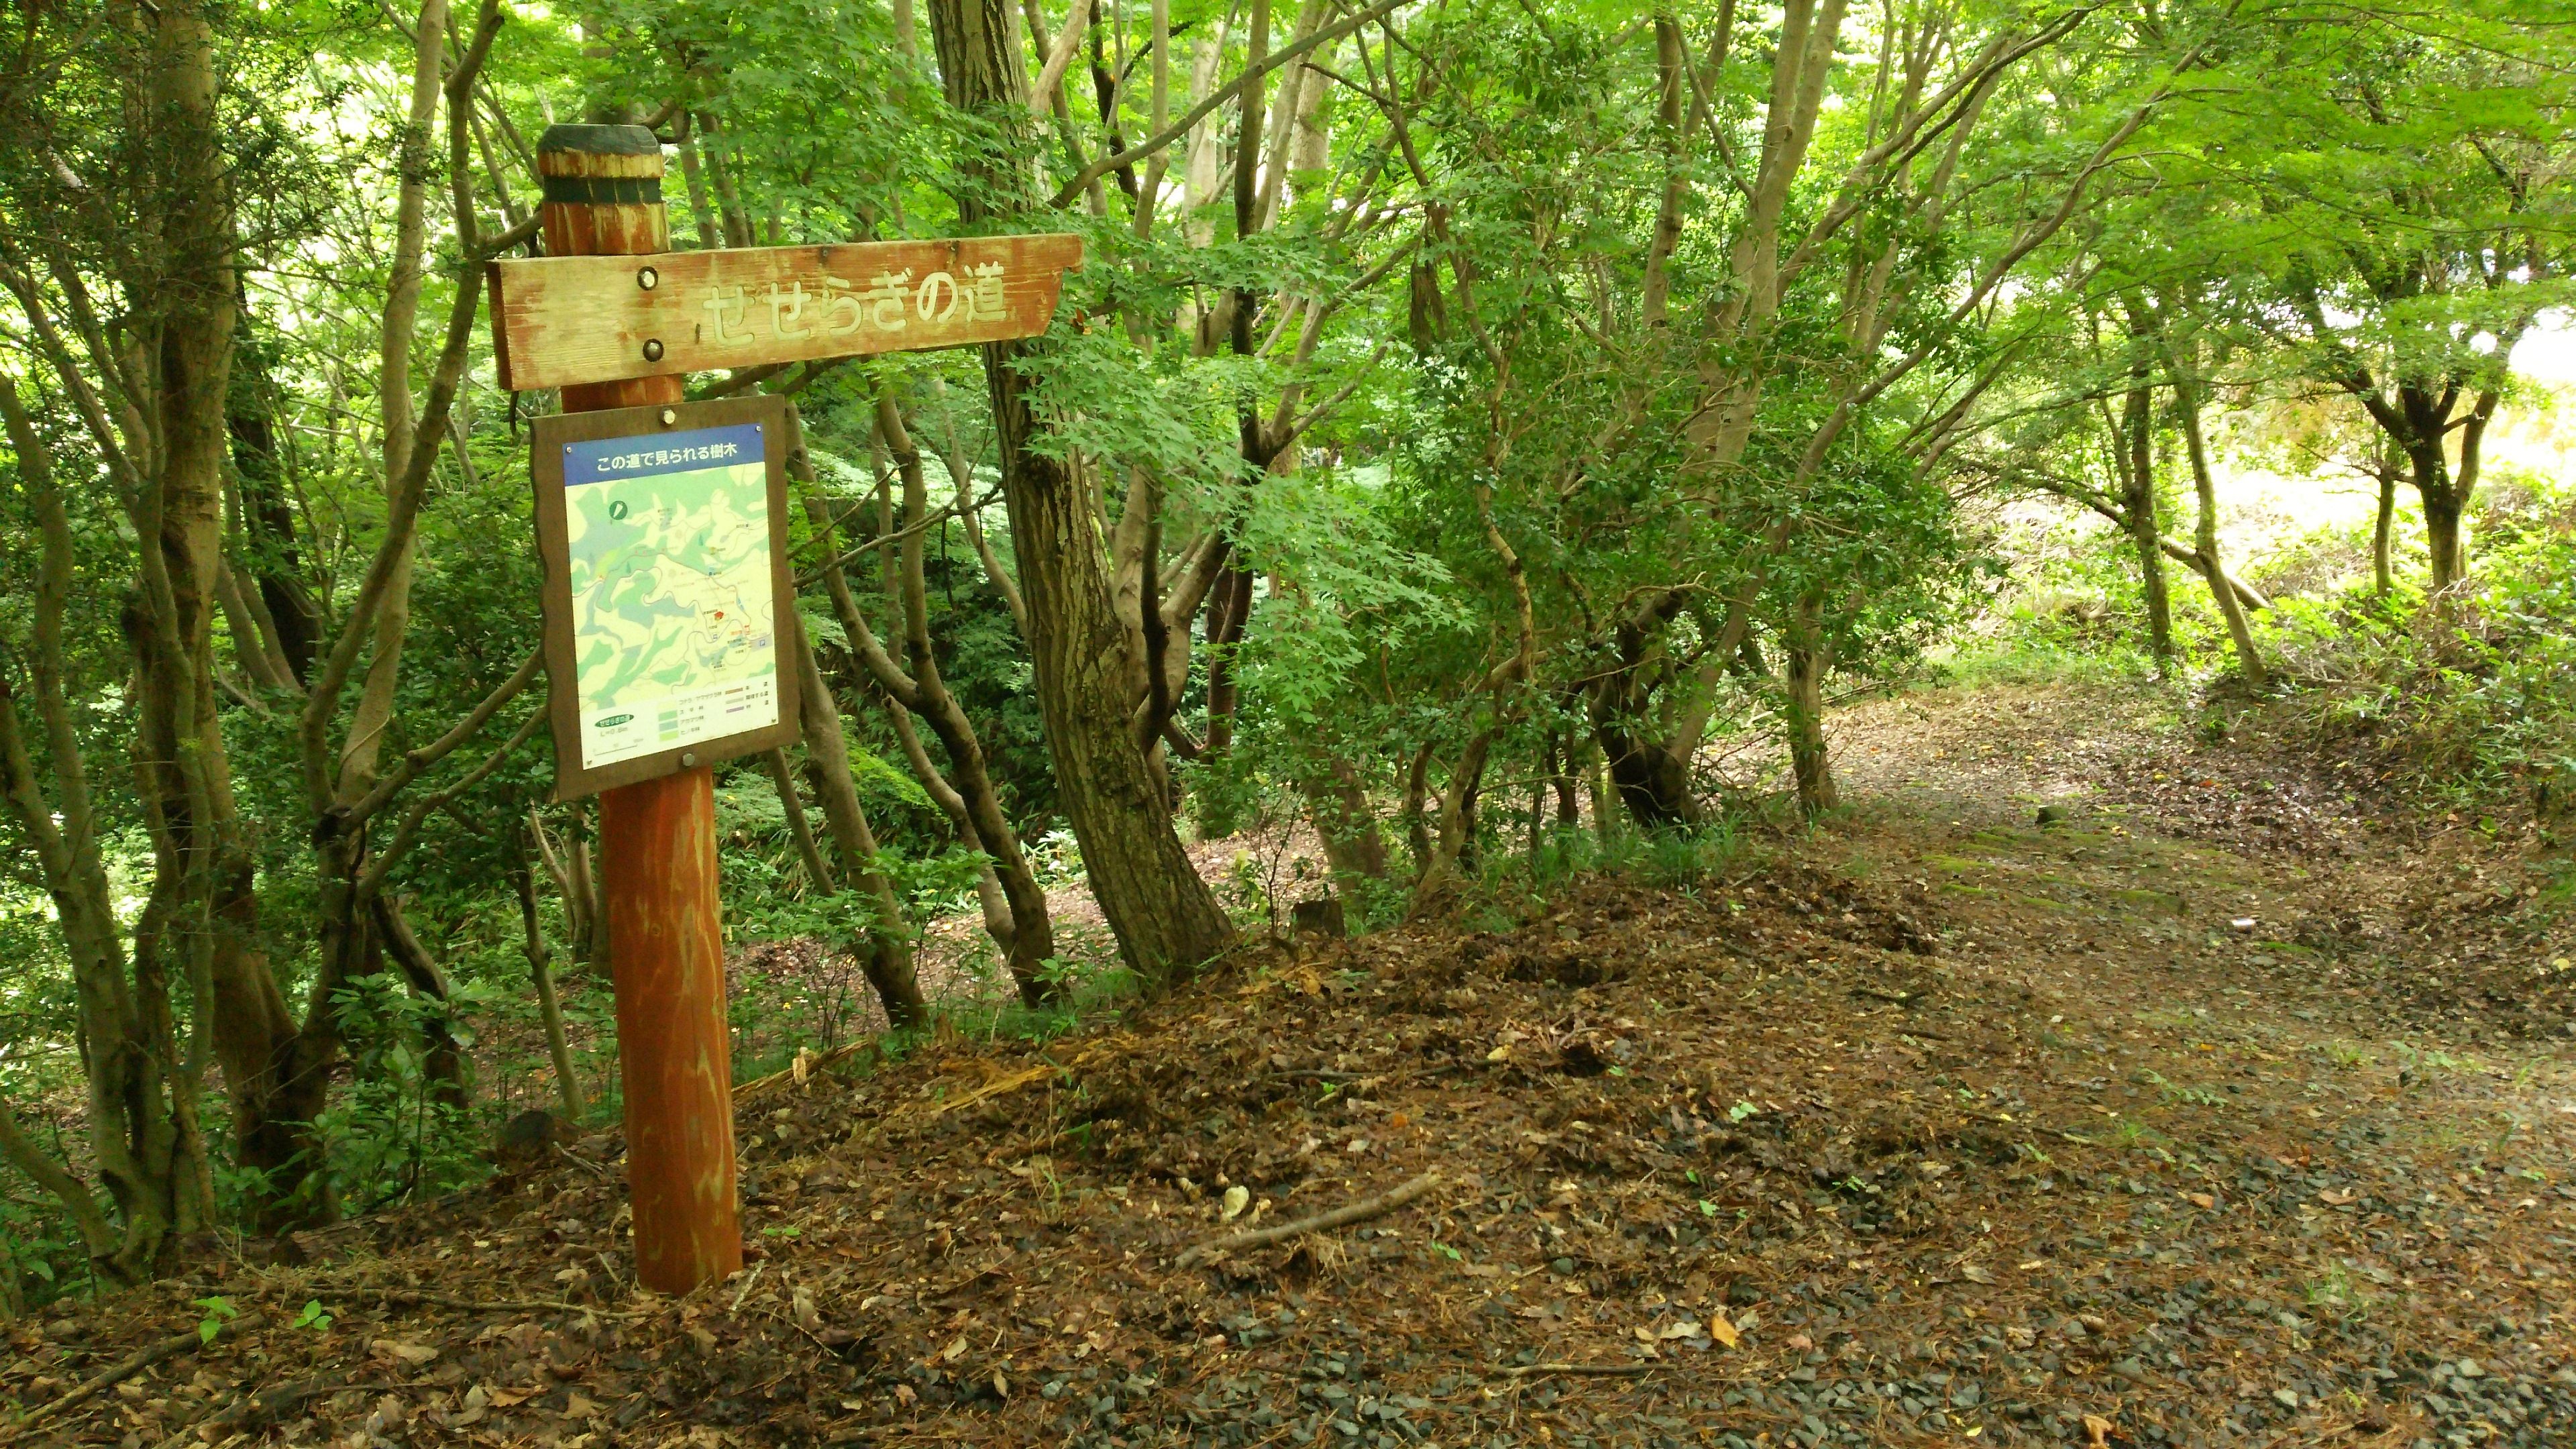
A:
[537,123,663,158]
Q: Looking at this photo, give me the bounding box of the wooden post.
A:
[537,123,741,1295]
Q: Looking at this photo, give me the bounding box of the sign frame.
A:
[530,394,800,801]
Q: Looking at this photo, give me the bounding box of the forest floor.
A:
[12,681,2576,1449]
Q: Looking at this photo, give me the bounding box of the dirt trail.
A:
[11,683,2576,1449]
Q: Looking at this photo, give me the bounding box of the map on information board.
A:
[561,423,780,769]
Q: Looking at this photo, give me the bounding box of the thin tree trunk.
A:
[1782,596,1838,817]
[225,325,321,682]
[859,398,1059,996]
[512,849,587,1120]
[788,612,928,1028]
[2418,460,2467,592]
[2171,370,2268,689]
[1550,734,1580,828]
[371,896,472,1112]
[674,119,723,250]
[765,747,837,894]
[529,811,598,971]
[1589,751,1613,841]
[1301,755,1387,884]
[2117,381,2174,669]
[1195,566,1256,837]
[2372,451,2396,597]
[1414,731,1495,902]
[574,833,608,969]
[1400,742,1436,878]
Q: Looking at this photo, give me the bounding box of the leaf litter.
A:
[7,683,2575,1448]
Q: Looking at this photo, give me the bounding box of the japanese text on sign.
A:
[698,266,1010,346]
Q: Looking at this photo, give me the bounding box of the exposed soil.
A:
[11,682,2576,1449]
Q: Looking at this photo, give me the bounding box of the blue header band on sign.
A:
[564,423,766,486]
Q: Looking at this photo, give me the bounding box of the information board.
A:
[531,396,799,798]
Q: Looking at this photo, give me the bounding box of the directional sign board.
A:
[490,233,1085,392]
[530,395,798,799]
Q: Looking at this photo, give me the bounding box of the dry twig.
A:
[1499,1361,1662,1379]
[5,1313,268,1440]
[1177,1171,1445,1267]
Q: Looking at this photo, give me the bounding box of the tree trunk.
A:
[788,614,928,1029]
[575,833,608,969]
[2372,458,2396,597]
[372,895,472,1112]
[765,747,838,894]
[928,0,1234,983]
[225,323,321,682]
[0,394,207,1281]
[1595,723,1703,828]
[1193,565,1256,837]
[845,398,1058,998]
[1300,755,1388,885]
[120,0,246,1245]
[1582,594,1719,829]
[1452,751,1485,875]
[1400,742,1436,878]
[1588,752,1613,841]
[2117,382,2174,669]
[1549,734,1580,828]
[1413,731,1495,903]
[512,849,587,1120]
[2420,472,2466,592]
[1782,597,1837,817]
[2172,374,2268,689]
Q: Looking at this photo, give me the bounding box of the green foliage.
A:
[2272,484,2576,827]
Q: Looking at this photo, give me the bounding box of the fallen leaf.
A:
[1959,1265,1996,1284]
[1219,1185,1250,1223]
[370,1340,439,1367]
[2083,1411,2114,1446]
[940,1335,968,1362]
[1705,1315,1740,1349]
[2317,1187,2357,1205]
[2184,1191,2216,1210]
[564,1392,601,1420]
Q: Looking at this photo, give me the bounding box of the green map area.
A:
[564,454,778,769]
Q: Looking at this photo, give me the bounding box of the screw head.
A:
[659,408,678,426]
[641,338,665,362]
[679,751,698,767]
[637,265,659,290]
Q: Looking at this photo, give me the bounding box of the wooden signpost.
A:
[503,123,1079,1295]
